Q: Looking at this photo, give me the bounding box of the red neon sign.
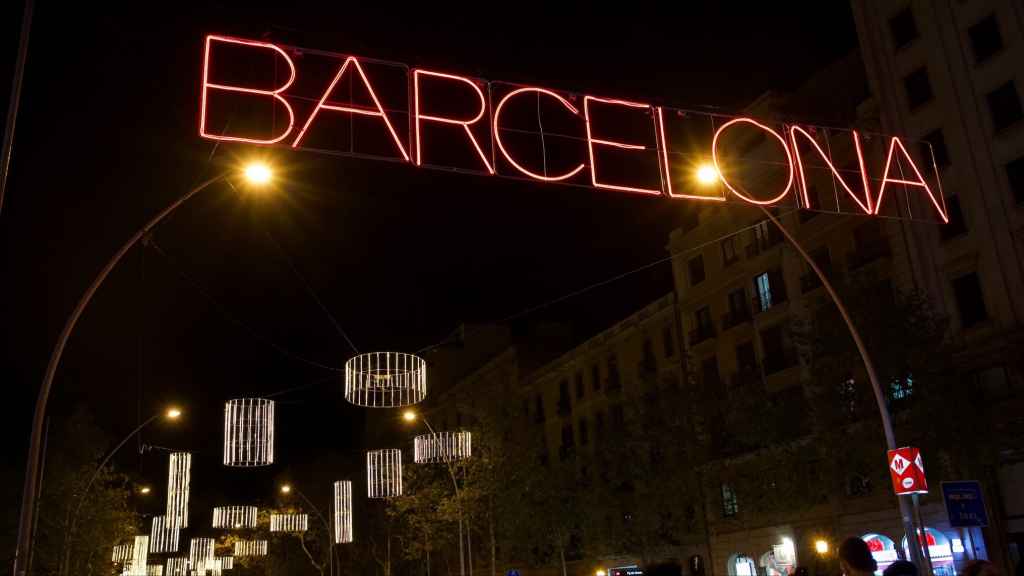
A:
[198,34,948,224]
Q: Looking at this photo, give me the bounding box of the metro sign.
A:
[888,447,928,495]
[199,34,949,223]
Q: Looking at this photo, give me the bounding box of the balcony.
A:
[848,241,891,270]
[721,308,751,330]
[689,324,716,345]
[761,350,798,375]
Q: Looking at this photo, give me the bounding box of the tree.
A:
[32,409,138,576]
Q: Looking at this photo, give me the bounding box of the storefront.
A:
[861,533,899,576]
[901,528,960,576]
[727,555,757,576]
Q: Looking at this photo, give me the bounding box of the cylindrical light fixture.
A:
[146,565,164,576]
[269,513,309,532]
[233,540,268,557]
[333,480,353,543]
[149,516,180,554]
[414,431,472,463]
[212,505,258,529]
[164,558,188,576]
[188,538,215,574]
[112,544,132,564]
[345,352,427,407]
[367,449,403,498]
[216,557,234,570]
[165,452,191,528]
[124,535,149,576]
[223,398,275,466]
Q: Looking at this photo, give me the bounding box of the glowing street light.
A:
[243,162,273,186]
[280,484,292,495]
[402,410,417,422]
[139,486,152,495]
[815,539,830,556]
[695,163,719,185]
[596,570,607,576]
[166,407,182,419]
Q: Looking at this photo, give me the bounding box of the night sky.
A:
[0,3,857,517]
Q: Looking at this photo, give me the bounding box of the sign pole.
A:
[911,493,934,575]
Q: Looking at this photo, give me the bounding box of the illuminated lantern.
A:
[149,516,180,553]
[333,480,353,543]
[212,506,258,529]
[270,513,309,532]
[223,398,275,466]
[123,535,149,576]
[112,544,133,564]
[164,558,188,576]
[345,352,426,408]
[189,538,215,573]
[414,431,472,463]
[165,452,191,528]
[233,540,268,557]
[367,449,403,498]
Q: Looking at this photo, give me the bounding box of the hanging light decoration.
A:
[205,558,224,576]
[164,558,188,576]
[189,538,215,574]
[165,452,191,528]
[112,544,133,564]
[146,566,164,576]
[414,431,472,463]
[345,352,427,407]
[223,398,275,466]
[269,513,309,532]
[212,506,258,529]
[122,536,149,576]
[216,557,234,570]
[149,516,180,554]
[333,480,353,543]
[367,449,403,498]
[233,540,267,557]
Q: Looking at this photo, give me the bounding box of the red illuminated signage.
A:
[888,447,928,495]
[199,34,948,223]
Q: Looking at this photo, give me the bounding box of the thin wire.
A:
[146,239,344,373]
[264,229,360,354]
[417,207,800,354]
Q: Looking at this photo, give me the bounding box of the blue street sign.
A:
[941,481,989,527]
[507,569,521,576]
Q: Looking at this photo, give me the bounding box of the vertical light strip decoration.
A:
[366,449,403,498]
[165,452,191,528]
[223,398,275,466]
[112,544,133,563]
[269,513,309,532]
[216,556,234,570]
[164,558,188,576]
[149,516,180,553]
[233,540,268,557]
[123,535,149,576]
[146,565,164,576]
[414,431,472,463]
[333,480,353,543]
[344,352,427,407]
[189,538,215,574]
[212,505,258,529]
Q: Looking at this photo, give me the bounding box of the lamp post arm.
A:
[13,172,227,576]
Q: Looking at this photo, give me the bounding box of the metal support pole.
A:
[12,173,226,576]
[0,0,33,217]
[912,493,935,575]
[758,206,927,573]
[421,417,465,576]
[296,488,334,576]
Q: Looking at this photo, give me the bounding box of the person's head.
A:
[962,560,998,576]
[838,537,878,576]
[793,566,810,576]
[882,560,917,576]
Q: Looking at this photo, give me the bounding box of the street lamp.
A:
[280,484,292,495]
[815,540,830,556]
[14,160,276,576]
[694,160,926,570]
[166,407,182,419]
[139,486,152,495]
[695,163,719,185]
[402,410,417,423]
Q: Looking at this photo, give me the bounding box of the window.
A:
[888,7,918,49]
[735,341,757,386]
[595,411,606,442]
[591,364,601,392]
[534,395,545,423]
[1007,155,1024,204]
[986,82,1023,131]
[662,325,675,358]
[760,324,794,375]
[724,287,749,328]
[693,306,714,342]
[688,255,706,285]
[610,403,625,428]
[754,270,786,311]
[607,355,621,389]
[642,338,656,372]
[560,423,574,461]
[575,371,585,399]
[939,195,968,241]
[721,483,738,517]
[952,273,989,328]
[558,380,571,415]
[889,374,915,402]
[721,237,738,266]
[920,129,950,168]
[701,355,720,386]
[578,418,589,446]
[968,14,1003,64]
[903,67,933,110]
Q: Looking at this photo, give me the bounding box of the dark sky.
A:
[0,2,857,519]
